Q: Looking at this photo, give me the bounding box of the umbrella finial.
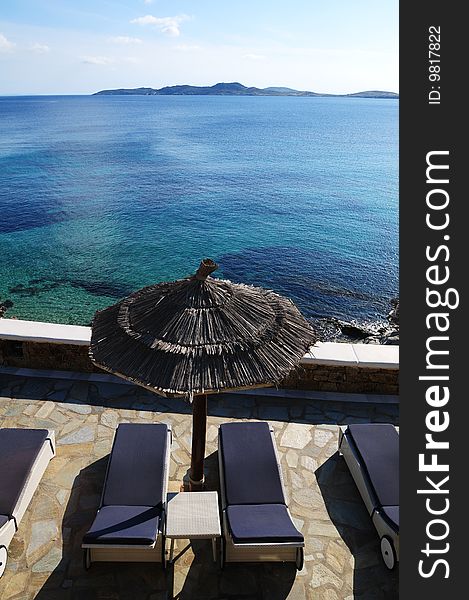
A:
[195,258,218,281]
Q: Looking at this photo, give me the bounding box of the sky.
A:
[0,1,398,95]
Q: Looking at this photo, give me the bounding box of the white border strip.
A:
[0,319,90,345]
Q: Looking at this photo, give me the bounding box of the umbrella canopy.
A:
[90,258,316,487]
[90,259,316,396]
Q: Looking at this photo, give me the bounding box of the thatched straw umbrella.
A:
[90,259,316,489]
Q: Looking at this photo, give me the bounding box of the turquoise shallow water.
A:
[0,95,398,326]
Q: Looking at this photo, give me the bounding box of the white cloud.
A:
[130,14,190,37]
[131,15,157,26]
[243,53,266,60]
[143,0,155,4]
[0,33,15,52]
[30,43,50,54]
[81,55,139,67]
[82,55,114,66]
[1,35,50,54]
[108,36,143,45]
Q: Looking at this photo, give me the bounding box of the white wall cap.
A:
[302,342,358,366]
[301,341,399,369]
[351,343,399,369]
[0,318,91,345]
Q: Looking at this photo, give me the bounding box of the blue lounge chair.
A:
[82,422,171,568]
[0,428,55,578]
[218,422,304,569]
[339,423,399,569]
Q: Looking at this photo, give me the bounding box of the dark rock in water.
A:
[9,277,132,301]
[382,333,399,345]
[8,283,25,292]
[339,323,370,340]
[310,317,343,342]
[363,298,399,344]
[9,280,62,297]
[69,279,132,298]
[9,284,38,296]
[0,298,14,317]
[387,298,399,326]
[312,297,399,345]
[312,317,386,343]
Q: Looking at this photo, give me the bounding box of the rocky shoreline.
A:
[312,298,399,345]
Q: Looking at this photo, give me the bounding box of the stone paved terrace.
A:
[0,372,399,600]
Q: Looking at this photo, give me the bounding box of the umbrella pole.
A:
[189,394,207,491]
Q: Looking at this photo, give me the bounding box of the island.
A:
[93,82,398,99]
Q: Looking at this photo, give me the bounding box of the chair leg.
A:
[162,535,167,570]
[169,539,175,563]
[212,538,217,563]
[220,537,225,570]
[83,548,91,571]
[296,547,304,571]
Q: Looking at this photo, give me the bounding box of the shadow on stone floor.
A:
[0,374,399,429]
[34,456,169,600]
[316,453,399,600]
[0,374,192,417]
[170,541,297,600]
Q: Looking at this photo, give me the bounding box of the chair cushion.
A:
[82,505,160,545]
[347,424,399,508]
[0,428,49,517]
[226,504,304,544]
[220,422,285,506]
[381,505,399,532]
[0,515,9,530]
[102,423,168,508]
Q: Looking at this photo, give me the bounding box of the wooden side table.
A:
[165,491,221,563]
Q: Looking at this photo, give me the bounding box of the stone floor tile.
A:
[280,424,313,449]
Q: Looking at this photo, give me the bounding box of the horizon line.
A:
[0,90,400,97]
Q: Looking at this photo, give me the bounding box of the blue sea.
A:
[0,95,398,330]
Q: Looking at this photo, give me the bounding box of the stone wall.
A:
[0,338,398,394]
[282,363,399,395]
[0,340,99,373]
